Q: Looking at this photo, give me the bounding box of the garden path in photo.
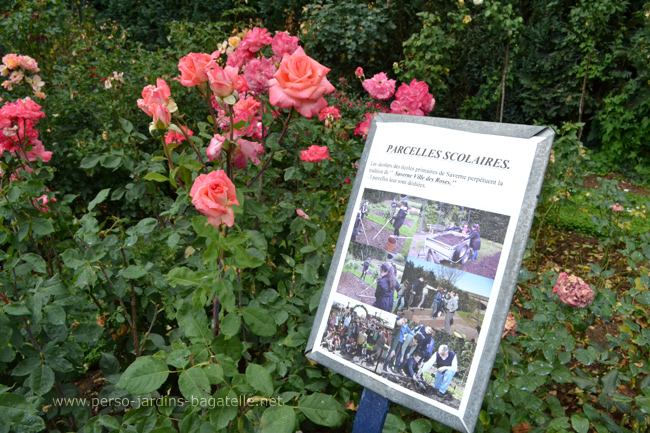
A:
[355,218,409,253]
[336,272,377,305]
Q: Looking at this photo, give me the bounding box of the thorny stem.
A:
[139,303,160,354]
[120,248,140,357]
[173,115,207,167]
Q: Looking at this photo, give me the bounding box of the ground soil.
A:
[432,234,465,246]
[356,218,409,254]
[337,271,377,306]
[399,308,482,342]
[582,173,650,196]
[461,251,500,280]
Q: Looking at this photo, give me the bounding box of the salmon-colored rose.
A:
[207,64,239,98]
[178,53,212,87]
[268,47,335,118]
[300,145,330,163]
[190,170,239,228]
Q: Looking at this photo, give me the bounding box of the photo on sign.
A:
[350,188,426,258]
[407,201,510,280]
[335,243,406,315]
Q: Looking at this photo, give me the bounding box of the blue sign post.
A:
[352,388,390,433]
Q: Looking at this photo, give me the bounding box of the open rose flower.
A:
[502,312,517,338]
[190,170,239,227]
[362,72,396,100]
[177,53,212,87]
[300,145,330,163]
[268,47,335,118]
[165,126,193,145]
[207,64,239,101]
[137,78,177,129]
[552,272,595,308]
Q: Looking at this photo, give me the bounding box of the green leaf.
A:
[121,265,148,279]
[314,229,326,247]
[571,414,590,433]
[243,306,277,337]
[216,279,236,313]
[260,405,296,433]
[0,393,38,425]
[601,369,618,395]
[221,313,241,339]
[166,267,199,287]
[134,218,158,235]
[72,322,104,345]
[179,368,212,402]
[297,393,346,427]
[382,413,406,433]
[100,353,120,376]
[44,305,66,325]
[29,364,55,395]
[100,154,122,169]
[80,155,101,169]
[177,300,211,345]
[144,172,170,182]
[22,253,46,274]
[246,364,274,396]
[88,188,111,211]
[31,217,54,236]
[209,387,238,430]
[410,418,432,433]
[116,356,169,395]
[574,348,594,365]
[119,118,134,134]
[4,303,31,316]
[203,364,223,385]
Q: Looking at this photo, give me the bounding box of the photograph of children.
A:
[335,243,406,314]
[379,316,476,409]
[407,201,510,280]
[351,188,426,258]
[321,293,396,375]
[394,257,493,342]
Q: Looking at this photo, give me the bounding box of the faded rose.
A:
[190,170,239,227]
[296,209,310,220]
[609,203,624,212]
[300,145,330,163]
[268,47,335,118]
[502,312,517,338]
[552,272,594,308]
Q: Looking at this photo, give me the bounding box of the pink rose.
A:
[318,106,341,122]
[177,53,212,87]
[268,47,335,118]
[354,112,377,138]
[552,272,595,308]
[34,192,56,212]
[190,170,239,228]
[609,203,624,212]
[164,126,193,145]
[25,140,52,162]
[355,67,364,78]
[226,48,255,70]
[296,209,310,220]
[18,55,39,73]
[207,134,225,161]
[240,27,273,53]
[2,54,20,70]
[207,64,239,98]
[151,104,171,129]
[502,312,516,338]
[362,72,396,100]
[272,32,300,62]
[137,78,176,127]
[300,145,330,163]
[244,57,276,94]
[393,79,435,114]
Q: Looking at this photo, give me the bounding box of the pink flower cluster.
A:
[137,78,177,129]
[502,312,517,338]
[552,272,595,308]
[1,54,45,98]
[0,98,50,162]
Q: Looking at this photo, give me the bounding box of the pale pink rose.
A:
[234,97,261,117]
[207,64,239,98]
[300,145,330,163]
[394,79,435,114]
[177,53,212,87]
[2,54,20,69]
[18,55,39,73]
[190,170,239,228]
[137,78,174,117]
[272,32,300,61]
[151,104,171,129]
[502,312,516,338]
[164,126,193,145]
[355,67,364,78]
[9,70,24,84]
[226,48,255,70]
[296,209,310,220]
[318,106,341,122]
[609,203,624,212]
[552,272,595,308]
[354,112,377,137]
[244,57,276,94]
[362,72,396,100]
[207,134,225,161]
[240,27,273,53]
[268,47,335,118]
[34,192,56,212]
[25,140,52,162]
[233,138,264,169]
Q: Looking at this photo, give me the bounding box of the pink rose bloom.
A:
[390,99,424,116]
[234,97,261,117]
[226,47,255,70]
[233,138,264,169]
[502,312,516,338]
[137,78,175,121]
[190,170,239,228]
[34,192,56,212]
[164,126,193,145]
[2,54,20,70]
[0,97,46,123]
[272,32,300,61]
[207,64,239,98]
[268,47,335,118]
[240,27,273,53]
[318,106,341,122]
[177,53,212,87]
[300,145,330,163]
[552,272,595,308]
[244,57,277,94]
[25,140,52,162]
[296,209,310,220]
[355,67,364,78]
[151,104,171,129]
[18,55,39,73]
[394,79,435,114]
[207,134,225,161]
[354,112,377,137]
[362,73,396,100]
[609,203,624,212]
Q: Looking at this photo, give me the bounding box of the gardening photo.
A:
[408,201,510,280]
[351,188,426,257]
